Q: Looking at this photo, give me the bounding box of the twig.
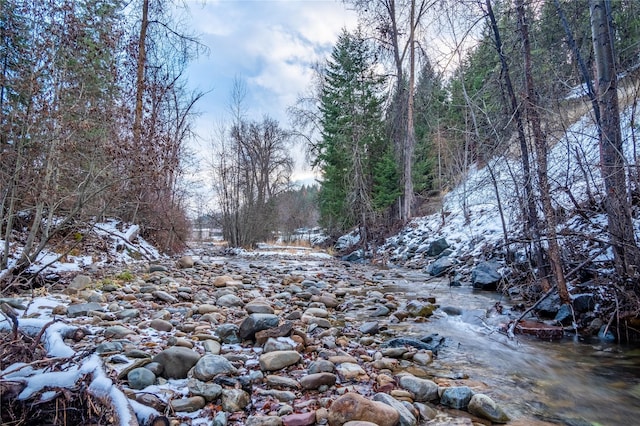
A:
[1,302,19,340]
[30,319,59,354]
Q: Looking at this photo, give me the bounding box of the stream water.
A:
[370,267,640,425]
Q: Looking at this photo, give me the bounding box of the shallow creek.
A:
[212,250,640,425]
[369,267,640,425]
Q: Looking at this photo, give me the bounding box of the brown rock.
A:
[282,411,317,426]
[300,372,337,390]
[255,321,294,345]
[328,392,399,426]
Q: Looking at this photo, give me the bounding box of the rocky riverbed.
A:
[0,247,606,426]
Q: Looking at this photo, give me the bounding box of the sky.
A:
[180,0,359,183]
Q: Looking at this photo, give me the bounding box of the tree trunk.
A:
[516,0,569,304]
[402,0,416,221]
[485,0,549,290]
[590,0,640,278]
[133,0,149,146]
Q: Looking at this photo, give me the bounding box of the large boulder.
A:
[427,257,453,277]
[471,261,502,290]
[426,238,449,257]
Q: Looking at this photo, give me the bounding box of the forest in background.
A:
[3,0,640,312]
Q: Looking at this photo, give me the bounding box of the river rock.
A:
[246,416,283,426]
[96,341,123,353]
[398,375,439,401]
[171,396,206,412]
[127,367,156,389]
[256,322,294,345]
[217,293,244,307]
[263,337,294,353]
[221,388,250,412]
[65,275,93,295]
[427,257,453,277]
[246,300,275,314]
[471,261,502,290]
[406,300,436,317]
[188,378,223,402]
[440,386,474,409]
[300,372,337,390]
[359,321,379,335]
[266,375,300,389]
[149,318,173,332]
[67,302,103,318]
[467,393,510,423]
[203,339,222,354]
[104,325,136,339]
[259,350,301,371]
[282,411,316,426]
[193,354,238,380]
[308,359,335,374]
[372,392,417,426]
[152,290,178,303]
[336,362,368,380]
[426,238,449,257]
[153,346,200,379]
[312,293,340,308]
[215,323,241,344]
[177,255,195,268]
[327,392,399,426]
[239,313,280,340]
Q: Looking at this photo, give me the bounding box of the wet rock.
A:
[282,411,316,426]
[259,350,301,371]
[239,313,280,340]
[554,304,573,326]
[535,294,561,317]
[153,346,200,379]
[171,396,206,412]
[398,375,439,401]
[383,337,435,351]
[372,392,417,426]
[598,325,616,342]
[515,320,564,340]
[67,302,103,318]
[467,393,509,423]
[217,294,244,307]
[440,386,474,410]
[193,354,238,381]
[127,367,156,389]
[572,293,595,313]
[406,300,436,318]
[246,416,283,426]
[471,261,502,290]
[188,378,223,402]
[221,388,250,412]
[328,392,399,426]
[300,372,337,390]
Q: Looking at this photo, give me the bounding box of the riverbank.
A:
[1,246,639,425]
